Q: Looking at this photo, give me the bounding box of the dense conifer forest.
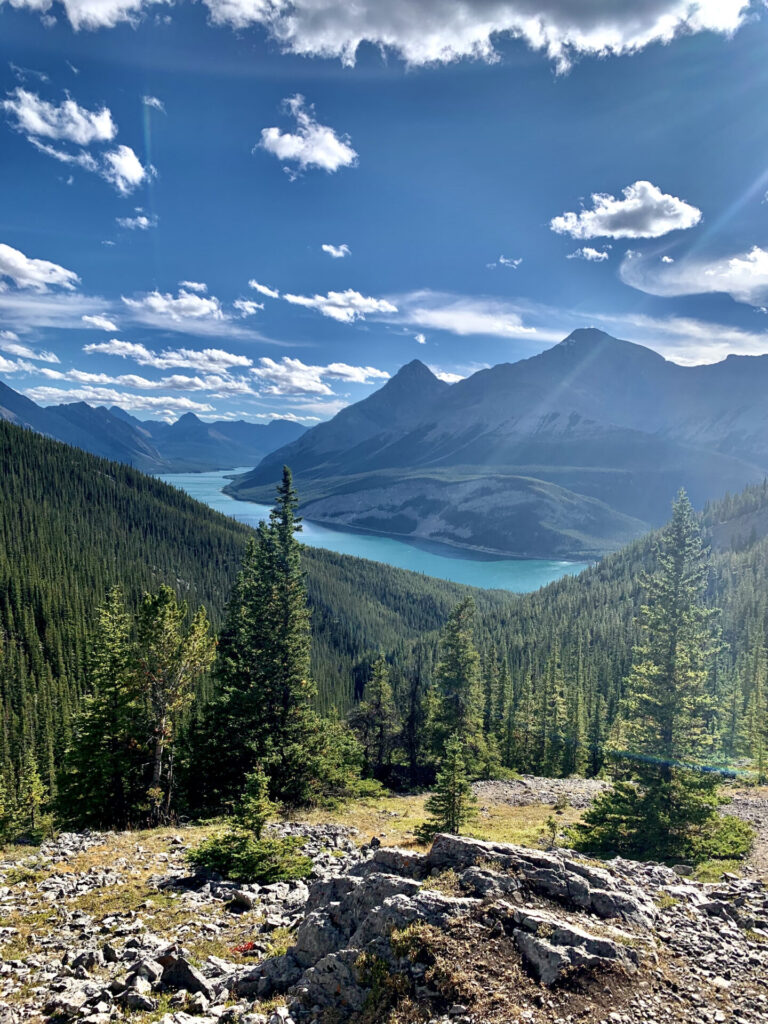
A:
[2,419,768,828]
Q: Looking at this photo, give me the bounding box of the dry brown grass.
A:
[299,792,583,850]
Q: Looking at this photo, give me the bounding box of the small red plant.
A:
[231,940,258,955]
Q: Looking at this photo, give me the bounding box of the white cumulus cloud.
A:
[259,95,357,175]
[102,145,154,194]
[200,0,751,71]
[283,288,396,323]
[122,288,225,322]
[322,243,351,258]
[0,242,79,291]
[83,338,253,373]
[179,281,207,293]
[2,88,116,143]
[252,356,388,396]
[117,210,157,230]
[567,246,610,261]
[620,244,768,306]
[551,180,701,239]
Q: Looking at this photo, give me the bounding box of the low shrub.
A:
[188,829,312,884]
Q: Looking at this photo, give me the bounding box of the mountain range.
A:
[228,328,768,558]
[0,380,306,472]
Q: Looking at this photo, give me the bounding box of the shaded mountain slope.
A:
[0,379,306,471]
[230,331,768,557]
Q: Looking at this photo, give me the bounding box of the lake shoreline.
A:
[159,468,590,593]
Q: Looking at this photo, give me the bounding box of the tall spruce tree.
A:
[209,468,357,806]
[574,491,749,862]
[15,751,49,840]
[60,586,146,828]
[348,655,399,779]
[430,598,489,774]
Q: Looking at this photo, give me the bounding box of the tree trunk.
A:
[150,716,166,825]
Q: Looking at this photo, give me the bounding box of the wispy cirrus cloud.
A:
[620,244,768,306]
[249,280,280,298]
[0,332,59,363]
[25,385,214,418]
[391,290,545,339]
[82,314,118,331]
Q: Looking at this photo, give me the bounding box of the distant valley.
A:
[0,380,306,472]
[228,329,768,559]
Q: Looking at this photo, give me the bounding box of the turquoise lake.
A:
[159,468,590,593]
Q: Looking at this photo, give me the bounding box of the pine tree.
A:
[61,587,146,827]
[0,774,13,846]
[237,764,276,839]
[136,585,215,824]
[209,468,359,807]
[744,634,768,781]
[15,751,49,840]
[574,491,748,862]
[431,598,486,774]
[348,656,399,778]
[419,732,478,839]
[512,668,536,772]
[542,642,567,776]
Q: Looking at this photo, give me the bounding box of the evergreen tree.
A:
[136,585,215,824]
[0,775,13,847]
[574,491,747,862]
[431,598,490,774]
[541,642,567,776]
[237,764,276,839]
[744,634,768,781]
[61,587,146,827]
[348,655,399,778]
[419,732,478,839]
[209,468,359,807]
[15,751,49,840]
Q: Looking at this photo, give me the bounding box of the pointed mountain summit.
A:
[229,330,768,559]
[242,360,449,484]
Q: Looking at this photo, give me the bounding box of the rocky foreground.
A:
[1,798,767,1024]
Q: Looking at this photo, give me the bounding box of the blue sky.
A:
[1,1,768,423]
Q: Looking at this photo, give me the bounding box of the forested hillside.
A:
[0,420,515,794]
[2,418,768,811]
